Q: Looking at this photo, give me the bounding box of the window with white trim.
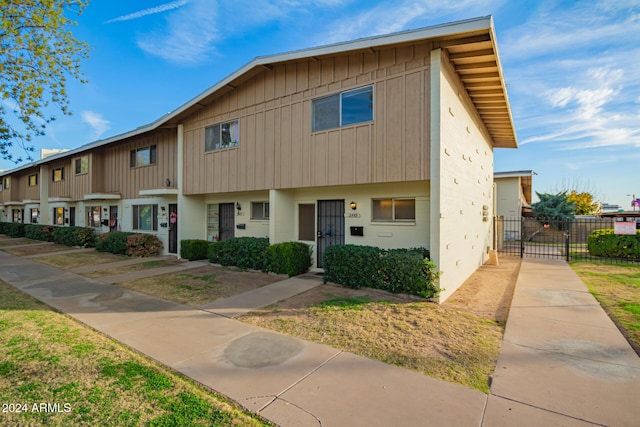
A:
[133,204,158,231]
[205,120,239,152]
[251,202,270,220]
[372,198,416,222]
[312,86,373,132]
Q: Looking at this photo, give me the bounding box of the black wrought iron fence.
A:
[494,216,640,264]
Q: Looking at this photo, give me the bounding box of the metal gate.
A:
[494,216,637,263]
[316,200,345,267]
[218,203,235,241]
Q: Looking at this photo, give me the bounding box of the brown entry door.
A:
[218,203,235,241]
[168,204,178,254]
[316,200,345,267]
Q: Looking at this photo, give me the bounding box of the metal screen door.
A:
[316,200,345,267]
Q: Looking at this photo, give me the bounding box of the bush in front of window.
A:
[126,234,163,257]
[95,231,162,256]
[179,239,209,261]
[25,224,56,242]
[207,237,270,271]
[322,244,441,299]
[266,242,312,277]
[587,229,640,259]
[52,226,96,247]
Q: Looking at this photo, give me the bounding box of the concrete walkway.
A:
[1,248,640,426]
[486,258,640,426]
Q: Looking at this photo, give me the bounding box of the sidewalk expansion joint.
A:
[509,342,640,372]
[486,394,606,426]
[258,350,344,413]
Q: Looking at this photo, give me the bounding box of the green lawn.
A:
[571,262,640,353]
[0,281,270,427]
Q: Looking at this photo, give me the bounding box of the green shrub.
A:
[323,245,440,299]
[267,242,312,276]
[25,224,56,242]
[96,232,163,257]
[126,234,163,257]
[180,239,209,261]
[208,237,270,270]
[95,232,130,255]
[3,222,26,238]
[52,226,95,247]
[0,222,9,234]
[587,229,640,259]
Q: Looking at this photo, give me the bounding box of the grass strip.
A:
[0,281,269,427]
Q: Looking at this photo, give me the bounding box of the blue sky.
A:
[3,0,640,208]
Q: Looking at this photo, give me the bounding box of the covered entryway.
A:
[219,203,235,241]
[316,200,345,267]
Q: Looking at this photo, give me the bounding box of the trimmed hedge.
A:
[322,244,441,299]
[208,237,270,270]
[267,241,312,276]
[1,222,26,238]
[587,229,640,259]
[52,226,96,247]
[180,239,209,261]
[25,224,56,242]
[96,231,162,257]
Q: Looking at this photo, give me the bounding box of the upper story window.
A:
[372,198,416,222]
[75,156,89,175]
[312,85,373,132]
[3,177,10,189]
[28,174,38,187]
[205,120,239,152]
[251,202,270,220]
[52,167,64,182]
[130,145,157,168]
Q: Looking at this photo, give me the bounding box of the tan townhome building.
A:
[0,16,517,301]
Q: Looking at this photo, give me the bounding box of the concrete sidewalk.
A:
[486,258,640,426]
[2,248,640,426]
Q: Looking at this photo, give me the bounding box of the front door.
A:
[69,207,75,226]
[219,203,235,241]
[168,203,178,254]
[109,205,118,232]
[316,200,345,267]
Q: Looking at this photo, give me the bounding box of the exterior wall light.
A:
[236,202,241,211]
[349,201,357,210]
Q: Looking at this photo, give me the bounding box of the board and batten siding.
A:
[182,42,432,195]
[100,129,177,199]
[47,159,72,199]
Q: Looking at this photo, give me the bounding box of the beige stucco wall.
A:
[430,50,495,302]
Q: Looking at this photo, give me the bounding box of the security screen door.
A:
[316,200,345,267]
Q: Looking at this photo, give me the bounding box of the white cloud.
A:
[104,1,189,24]
[81,111,110,139]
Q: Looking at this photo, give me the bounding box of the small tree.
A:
[0,1,90,162]
[566,190,598,215]
[532,192,575,226]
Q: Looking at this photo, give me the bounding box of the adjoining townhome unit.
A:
[0,16,517,301]
[494,170,534,218]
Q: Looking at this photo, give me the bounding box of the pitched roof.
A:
[2,15,517,176]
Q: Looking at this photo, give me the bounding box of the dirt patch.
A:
[117,265,286,307]
[83,258,186,278]
[443,255,521,324]
[240,255,521,392]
